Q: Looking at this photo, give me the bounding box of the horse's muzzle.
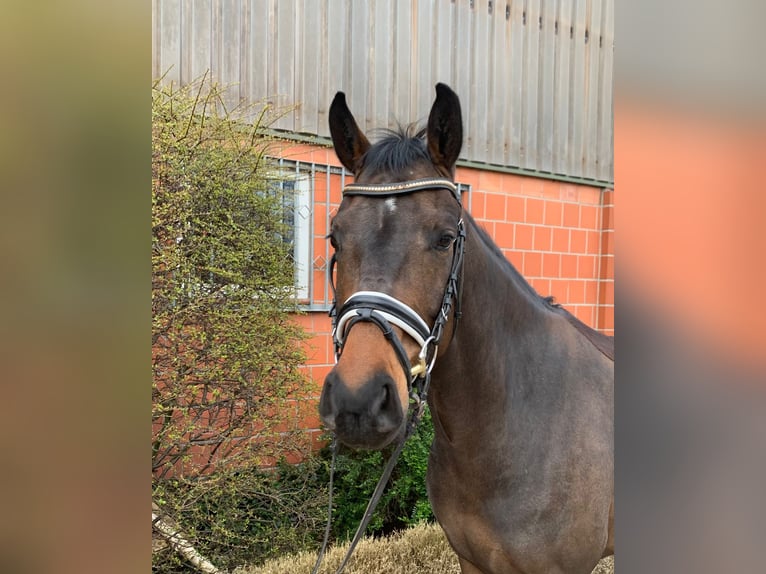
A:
[319,369,405,450]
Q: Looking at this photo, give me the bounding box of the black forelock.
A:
[358,124,431,178]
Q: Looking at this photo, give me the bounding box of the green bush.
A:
[152,411,436,572]
[153,460,329,573]
[322,408,436,541]
[152,75,314,572]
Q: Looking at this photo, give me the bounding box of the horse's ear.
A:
[329,92,370,174]
[427,83,463,175]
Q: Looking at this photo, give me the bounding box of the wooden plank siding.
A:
[152,0,613,184]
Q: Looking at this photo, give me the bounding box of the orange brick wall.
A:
[274,142,614,446]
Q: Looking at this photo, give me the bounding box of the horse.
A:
[318,83,614,574]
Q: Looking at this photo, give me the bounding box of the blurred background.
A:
[0,1,763,573]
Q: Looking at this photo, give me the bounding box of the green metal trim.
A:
[455,159,614,188]
[265,130,614,188]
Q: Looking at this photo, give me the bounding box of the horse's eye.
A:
[435,233,455,251]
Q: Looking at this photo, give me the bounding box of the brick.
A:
[531,278,551,296]
[533,226,552,251]
[570,229,587,253]
[544,201,563,226]
[578,186,601,204]
[542,179,562,200]
[601,229,614,256]
[494,222,515,249]
[292,314,314,330]
[585,280,599,304]
[543,253,561,277]
[602,205,614,230]
[552,227,570,252]
[580,206,599,229]
[469,191,487,219]
[599,280,615,306]
[568,280,586,304]
[526,198,545,224]
[506,196,526,223]
[485,193,506,221]
[559,184,578,202]
[560,254,577,278]
[524,252,543,277]
[522,176,545,197]
[578,255,597,279]
[479,170,504,192]
[563,203,580,227]
[599,255,615,280]
[550,279,569,303]
[586,231,602,254]
[514,224,534,250]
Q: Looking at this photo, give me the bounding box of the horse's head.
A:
[318,84,464,449]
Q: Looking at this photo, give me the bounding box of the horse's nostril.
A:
[379,384,389,408]
[371,380,402,434]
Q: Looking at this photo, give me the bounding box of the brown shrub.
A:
[238,523,615,574]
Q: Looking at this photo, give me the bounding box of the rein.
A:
[311,178,465,574]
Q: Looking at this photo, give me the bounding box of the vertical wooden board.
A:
[453,0,473,158]
[371,0,392,130]
[553,0,572,175]
[159,0,181,83]
[179,1,192,83]
[523,0,541,172]
[293,0,304,130]
[210,0,221,93]
[393,0,412,125]
[217,0,241,109]
[488,1,508,165]
[569,0,586,178]
[507,0,524,167]
[250,0,269,112]
[239,0,251,117]
[414,0,433,122]
[348,0,370,130]
[434,0,453,87]
[597,0,613,182]
[471,0,490,163]
[326,0,348,102]
[189,0,212,82]
[275,0,295,130]
[583,0,602,179]
[316,0,330,137]
[500,1,513,167]
[538,0,556,173]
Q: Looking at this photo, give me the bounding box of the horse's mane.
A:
[359,125,430,177]
[545,297,615,361]
[470,216,614,361]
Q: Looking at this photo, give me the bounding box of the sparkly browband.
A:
[342,178,461,206]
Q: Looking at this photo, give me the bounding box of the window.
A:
[270,173,312,301]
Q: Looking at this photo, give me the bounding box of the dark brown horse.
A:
[319,84,613,574]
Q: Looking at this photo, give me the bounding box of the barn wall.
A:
[152,0,613,183]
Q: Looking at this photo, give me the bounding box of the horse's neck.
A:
[456,217,546,356]
[429,218,549,438]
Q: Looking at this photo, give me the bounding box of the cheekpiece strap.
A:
[343,177,461,206]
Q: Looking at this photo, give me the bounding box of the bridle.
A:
[330,177,465,400]
[312,177,466,574]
